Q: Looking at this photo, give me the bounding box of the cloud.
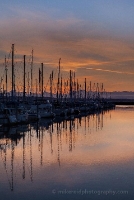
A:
[86,67,134,75]
[0,8,134,91]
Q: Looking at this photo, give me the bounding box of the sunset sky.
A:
[0,0,134,92]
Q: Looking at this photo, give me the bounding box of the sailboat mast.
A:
[5,56,7,98]
[57,58,61,101]
[36,79,37,98]
[50,74,52,101]
[101,83,103,99]
[61,76,62,101]
[27,72,29,96]
[51,71,53,101]
[31,49,33,95]
[23,55,26,99]
[41,63,43,98]
[70,70,72,100]
[85,78,87,101]
[90,81,92,99]
[59,58,61,76]
[74,72,76,100]
[77,79,79,99]
[11,44,14,98]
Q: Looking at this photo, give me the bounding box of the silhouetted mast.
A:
[41,63,44,98]
[50,73,53,101]
[96,83,99,98]
[27,72,30,95]
[11,44,14,98]
[23,55,26,99]
[31,49,33,95]
[74,72,76,99]
[59,58,61,76]
[77,79,79,99]
[70,70,72,100]
[60,76,62,101]
[36,79,37,97]
[51,71,53,100]
[57,58,61,100]
[5,56,8,99]
[39,68,41,94]
[101,83,104,99]
[90,81,92,99]
[85,78,87,101]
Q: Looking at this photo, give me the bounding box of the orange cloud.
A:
[0,12,134,91]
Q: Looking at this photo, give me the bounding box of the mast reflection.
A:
[0,110,111,191]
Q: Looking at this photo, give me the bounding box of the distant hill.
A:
[110,91,134,99]
[1,91,134,100]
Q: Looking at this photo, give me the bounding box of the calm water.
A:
[0,106,134,200]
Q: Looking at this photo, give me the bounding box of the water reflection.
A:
[1,107,134,200]
[0,111,106,192]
